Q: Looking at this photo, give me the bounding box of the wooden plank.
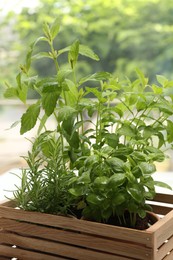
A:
[0,232,131,260]
[156,235,173,260]
[148,210,173,248]
[161,250,173,260]
[0,204,153,246]
[0,256,10,260]
[150,204,173,215]
[0,218,152,260]
[153,193,173,204]
[0,245,62,260]
[0,199,16,207]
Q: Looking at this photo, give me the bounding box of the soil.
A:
[107,211,159,230]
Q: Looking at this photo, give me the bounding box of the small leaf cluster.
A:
[4,19,173,227]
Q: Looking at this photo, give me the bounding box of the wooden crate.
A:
[0,193,173,260]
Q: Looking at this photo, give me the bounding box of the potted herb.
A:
[1,19,173,259]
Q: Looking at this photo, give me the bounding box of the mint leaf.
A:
[20,101,40,134]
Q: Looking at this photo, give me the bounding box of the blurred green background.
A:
[1,0,173,98]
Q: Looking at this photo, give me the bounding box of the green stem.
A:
[96,100,101,146]
[54,111,66,170]
[50,39,59,72]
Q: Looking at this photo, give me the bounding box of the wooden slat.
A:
[0,199,16,207]
[0,245,62,260]
[150,204,173,215]
[0,218,152,260]
[161,250,173,260]
[0,232,127,260]
[153,193,173,204]
[148,210,173,249]
[0,256,9,260]
[156,235,173,260]
[0,204,153,246]
[1,200,173,260]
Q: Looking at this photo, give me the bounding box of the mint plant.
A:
[4,19,173,228]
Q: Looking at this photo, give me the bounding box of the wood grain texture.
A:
[0,194,173,260]
[0,204,152,245]
[0,245,63,260]
[156,235,173,260]
[0,218,152,259]
[154,193,173,204]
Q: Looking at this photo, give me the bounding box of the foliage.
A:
[68,70,173,226]
[4,19,173,228]
[13,133,78,215]
[1,0,173,97]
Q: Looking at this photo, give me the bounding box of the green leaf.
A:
[43,22,51,40]
[118,124,136,137]
[20,101,40,134]
[135,68,148,87]
[128,93,138,106]
[113,147,133,157]
[136,100,147,112]
[152,84,163,94]
[105,133,119,148]
[77,172,91,184]
[42,84,61,116]
[137,208,146,219]
[25,46,33,72]
[131,151,147,161]
[101,207,112,220]
[108,173,126,188]
[57,46,70,56]
[153,100,173,115]
[71,121,83,136]
[69,131,80,149]
[145,146,165,162]
[127,183,143,203]
[143,126,157,139]
[79,44,100,61]
[63,79,78,106]
[138,162,156,175]
[156,75,168,87]
[16,73,22,88]
[41,139,55,158]
[62,114,76,135]
[113,106,123,118]
[80,72,111,84]
[111,193,126,206]
[58,106,77,122]
[50,18,60,40]
[94,176,109,186]
[84,154,100,167]
[37,113,48,135]
[69,186,85,197]
[68,40,79,69]
[57,69,72,83]
[167,120,173,143]
[87,194,103,205]
[85,87,104,101]
[157,132,165,148]
[126,171,136,182]
[154,181,172,190]
[3,87,18,98]
[106,157,125,172]
[17,83,28,104]
[32,52,53,60]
